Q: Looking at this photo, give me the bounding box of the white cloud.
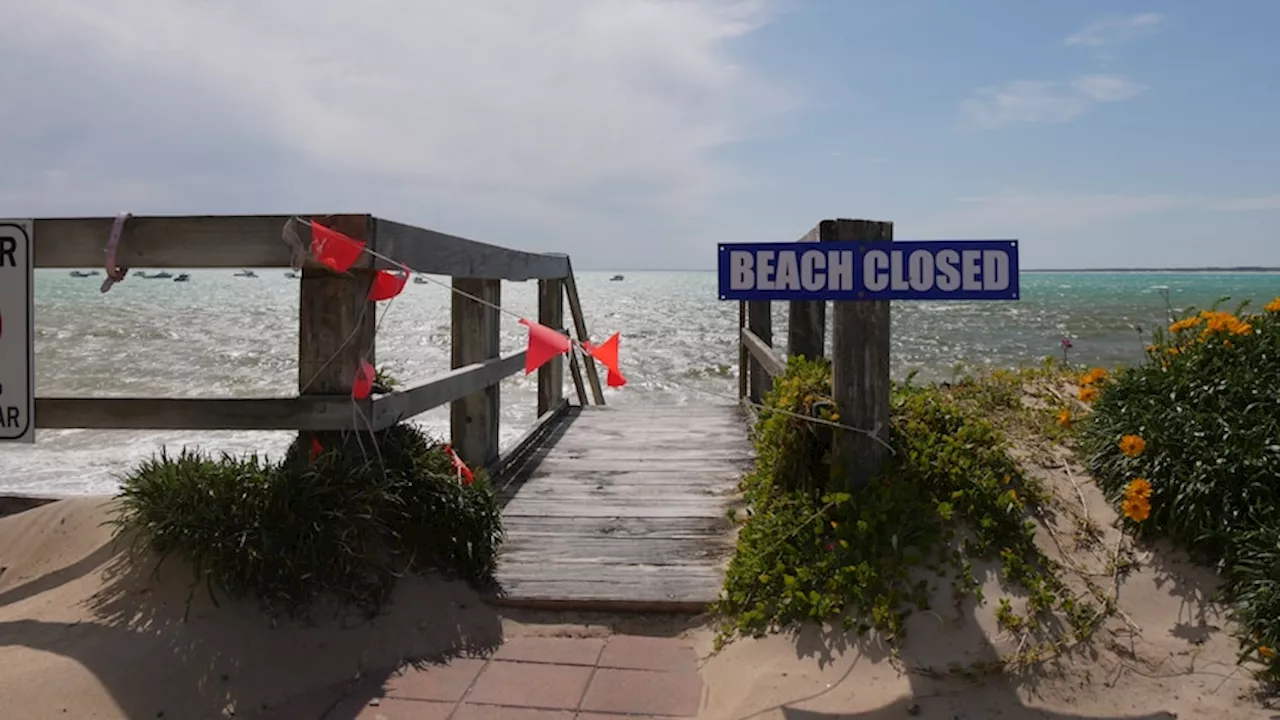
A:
[914,191,1280,237]
[1064,13,1163,47]
[959,75,1144,131]
[0,0,787,255]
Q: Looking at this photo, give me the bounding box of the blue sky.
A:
[2,1,1277,270]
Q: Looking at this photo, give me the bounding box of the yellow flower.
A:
[1169,316,1203,333]
[1057,409,1072,428]
[1144,344,1157,353]
[1266,297,1280,314]
[1167,346,1181,356]
[1262,646,1276,660]
[1078,386,1099,403]
[1119,435,1146,458]
[1079,368,1108,386]
[1233,322,1253,336]
[1125,478,1152,500]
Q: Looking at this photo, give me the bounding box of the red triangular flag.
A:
[585,333,627,388]
[520,318,570,374]
[368,267,408,301]
[309,437,324,462]
[311,222,366,273]
[352,359,376,399]
[443,443,475,485]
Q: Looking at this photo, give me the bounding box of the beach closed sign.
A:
[718,240,1020,302]
[0,220,34,443]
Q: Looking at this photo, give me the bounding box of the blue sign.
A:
[718,240,1019,302]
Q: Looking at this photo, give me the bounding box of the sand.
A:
[1,446,1277,719]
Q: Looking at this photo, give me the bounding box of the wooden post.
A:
[562,258,606,405]
[788,223,829,361]
[298,215,376,445]
[737,301,748,400]
[537,278,565,415]
[829,218,893,491]
[746,300,772,404]
[451,277,502,467]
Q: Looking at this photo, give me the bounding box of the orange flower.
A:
[1119,435,1146,458]
[1169,316,1203,333]
[1167,346,1181,355]
[1265,297,1280,314]
[1262,646,1276,660]
[1057,409,1072,428]
[1078,386,1099,403]
[1125,478,1152,500]
[1121,496,1150,522]
[1079,368,1108,386]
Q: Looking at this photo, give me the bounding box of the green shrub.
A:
[112,424,503,617]
[1080,298,1280,676]
[716,358,1094,654]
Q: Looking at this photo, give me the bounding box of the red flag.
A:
[352,359,376,399]
[443,443,474,485]
[584,333,627,388]
[309,437,324,462]
[368,267,408,301]
[520,318,570,375]
[311,222,366,273]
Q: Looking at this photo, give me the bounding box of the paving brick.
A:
[493,636,606,666]
[597,635,698,673]
[580,668,703,717]
[384,658,489,702]
[466,660,594,710]
[341,698,455,719]
[455,704,576,720]
[576,714,667,720]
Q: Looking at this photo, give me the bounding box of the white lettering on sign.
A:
[864,248,1011,294]
[0,220,34,443]
[731,249,859,293]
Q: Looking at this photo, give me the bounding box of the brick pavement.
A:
[267,634,705,719]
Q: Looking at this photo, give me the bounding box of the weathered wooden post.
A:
[828,219,893,490]
[451,277,502,467]
[537,277,565,415]
[787,223,831,361]
[746,300,772,403]
[298,214,377,446]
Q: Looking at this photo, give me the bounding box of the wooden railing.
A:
[736,218,894,489]
[32,214,606,475]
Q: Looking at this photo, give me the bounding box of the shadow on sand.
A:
[0,536,504,719]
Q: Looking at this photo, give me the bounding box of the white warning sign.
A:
[0,219,34,443]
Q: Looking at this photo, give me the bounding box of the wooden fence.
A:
[31,214,606,474]
[736,218,893,489]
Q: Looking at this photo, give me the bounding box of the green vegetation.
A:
[111,424,503,617]
[1080,297,1280,679]
[714,357,1101,666]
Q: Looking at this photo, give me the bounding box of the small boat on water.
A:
[413,276,430,285]
[284,271,300,279]
[234,269,259,278]
[173,273,191,283]
[610,275,625,282]
[68,270,101,278]
[149,271,174,280]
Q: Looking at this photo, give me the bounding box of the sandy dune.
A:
[0,447,1276,720]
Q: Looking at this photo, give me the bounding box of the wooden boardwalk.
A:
[492,403,753,612]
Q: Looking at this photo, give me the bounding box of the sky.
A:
[1,0,1277,270]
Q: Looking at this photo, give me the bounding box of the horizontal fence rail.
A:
[28,213,602,476]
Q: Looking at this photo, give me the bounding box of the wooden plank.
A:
[788,222,829,361]
[563,257,606,405]
[518,468,746,484]
[513,458,755,474]
[371,218,569,280]
[492,563,725,611]
[567,348,590,406]
[500,537,734,565]
[740,328,786,379]
[33,214,316,268]
[737,301,748,399]
[537,278,565,415]
[746,299,772,403]
[829,218,893,490]
[502,516,730,538]
[34,396,364,431]
[489,399,571,482]
[450,277,502,468]
[374,352,526,429]
[502,499,729,518]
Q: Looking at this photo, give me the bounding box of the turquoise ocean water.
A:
[2,270,1277,496]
